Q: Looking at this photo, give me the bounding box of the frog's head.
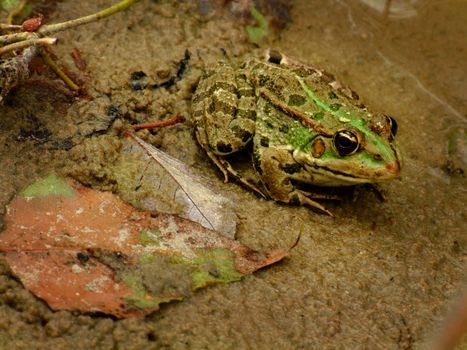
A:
[293,113,402,186]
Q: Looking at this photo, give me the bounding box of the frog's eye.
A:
[387,116,398,138]
[267,49,283,64]
[333,130,360,156]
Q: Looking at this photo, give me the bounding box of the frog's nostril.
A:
[373,154,383,161]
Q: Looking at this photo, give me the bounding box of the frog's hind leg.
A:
[216,154,267,198]
[195,127,266,198]
[193,62,266,197]
[195,61,257,156]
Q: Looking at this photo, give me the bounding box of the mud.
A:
[0,0,465,349]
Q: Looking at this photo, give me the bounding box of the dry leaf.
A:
[0,175,287,318]
[129,134,237,238]
[0,47,36,103]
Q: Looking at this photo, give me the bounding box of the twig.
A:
[0,0,141,48]
[0,0,141,51]
[131,115,186,130]
[40,48,79,91]
[37,0,141,36]
[0,31,33,45]
[0,37,56,55]
[0,24,23,31]
[0,0,141,103]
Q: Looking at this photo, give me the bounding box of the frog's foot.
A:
[294,190,333,216]
[220,158,267,198]
[205,149,230,182]
[206,149,267,198]
[297,189,341,201]
[351,184,387,203]
[365,183,387,202]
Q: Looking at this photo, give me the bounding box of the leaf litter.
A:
[129,133,237,238]
[0,174,287,318]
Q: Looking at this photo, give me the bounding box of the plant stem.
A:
[38,0,141,36]
[40,48,79,91]
[0,37,56,55]
[131,115,186,130]
[0,31,32,45]
[0,24,23,31]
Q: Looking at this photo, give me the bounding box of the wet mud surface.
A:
[0,0,465,349]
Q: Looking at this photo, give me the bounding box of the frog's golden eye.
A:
[333,130,360,156]
[387,116,398,139]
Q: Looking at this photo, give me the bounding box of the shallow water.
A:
[0,0,465,349]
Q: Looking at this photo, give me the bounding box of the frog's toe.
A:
[205,150,230,182]
[303,198,333,216]
[214,155,267,198]
[302,197,333,216]
[292,191,333,216]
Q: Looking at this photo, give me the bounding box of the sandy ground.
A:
[0,0,465,349]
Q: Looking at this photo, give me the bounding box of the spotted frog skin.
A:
[192,49,401,214]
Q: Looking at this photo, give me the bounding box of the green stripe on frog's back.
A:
[295,74,394,160]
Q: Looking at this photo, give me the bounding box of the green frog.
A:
[192,49,401,214]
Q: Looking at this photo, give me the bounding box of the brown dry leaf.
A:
[130,134,237,239]
[0,175,287,318]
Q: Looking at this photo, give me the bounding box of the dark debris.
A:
[152,50,191,90]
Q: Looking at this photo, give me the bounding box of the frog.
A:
[192,49,401,215]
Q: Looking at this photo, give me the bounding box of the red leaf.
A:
[0,175,287,318]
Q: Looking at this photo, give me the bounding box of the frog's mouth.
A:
[302,159,401,186]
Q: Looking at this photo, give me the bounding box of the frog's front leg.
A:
[256,147,333,215]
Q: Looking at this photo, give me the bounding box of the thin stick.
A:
[0,24,23,31]
[0,0,140,53]
[0,31,32,45]
[131,115,186,130]
[38,0,141,36]
[0,37,56,55]
[40,48,80,91]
